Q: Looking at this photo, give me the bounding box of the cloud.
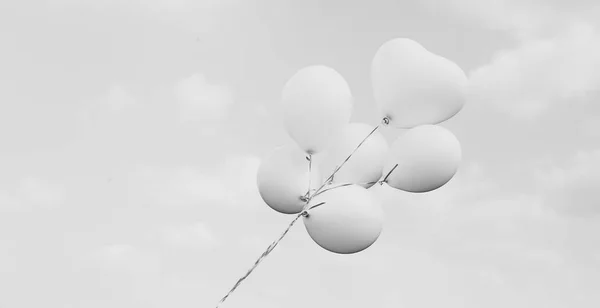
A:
[581,114,600,138]
[426,0,600,118]
[90,244,161,273]
[103,84,137,112]
[48,0,239,14]
[421,0,600,40]
[162,222,217,248]
[17,177,66,208]
[77,84,138,130]
[537,149,600,217]
[174,73,234,124]
[373,161,571,284]
[468,23,600,118]
[0,191,20,211]
[0,177,66,212]
[128,154,262,209]
[143,0,239,13]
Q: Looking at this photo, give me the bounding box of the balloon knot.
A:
[301,211,309,218]
[382,117,390,125]
[298,191,310,203]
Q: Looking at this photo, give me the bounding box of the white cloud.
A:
[0,177,66,212]
[468,23,600,118]
[581,115,600,138]
[537,149,600,217]
[90,244,161,273]
[422,0,556,39]
[0,190,20,211]
[373,161,572,285]
[427,0,600,118]
[101,244,138,262]
[174,73,234,124]
[17,177,66,209]
[128,154,262,209]
[77,84,138,130]
[162,222,217,248]
[48,0,239,14]
[143,0,238,13]
[422,0,600,40]
[104,85,137,112]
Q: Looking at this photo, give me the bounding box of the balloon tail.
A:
[215,212,305,308]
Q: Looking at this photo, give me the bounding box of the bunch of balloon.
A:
[257,38,468,256]
[217,37,469,308]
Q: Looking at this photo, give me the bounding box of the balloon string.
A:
[215,212,305,308]
[310,118,388,200]
[312,182,375,197]
[382,164,398,183]
[311,164,399,198]
[307,154,312,197]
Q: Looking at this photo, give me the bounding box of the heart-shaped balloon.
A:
[371,38,468,128]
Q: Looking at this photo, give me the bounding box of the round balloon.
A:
[371,38,468,128]
[303,185,384,254]
[383,124,461,193]
[257,144,322,214]
[318,123,389,188]
[282,65,353,154]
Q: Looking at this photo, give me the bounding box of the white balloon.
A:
[303,185,384,254]
[383,125,461,193]
[282,65,353,154]
[319,123,389,188]
[371,38,468,128]
[257,144,322,214]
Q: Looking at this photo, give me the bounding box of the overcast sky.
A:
[1,0,600,307]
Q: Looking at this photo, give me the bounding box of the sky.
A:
[1,0,599,307]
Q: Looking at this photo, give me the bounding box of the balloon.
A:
[282,65,353,154]
[303,185,383,254]
[383,124,461,193]
[257,144,322,214]
[318,123,389,188]
[371,38,468,128]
